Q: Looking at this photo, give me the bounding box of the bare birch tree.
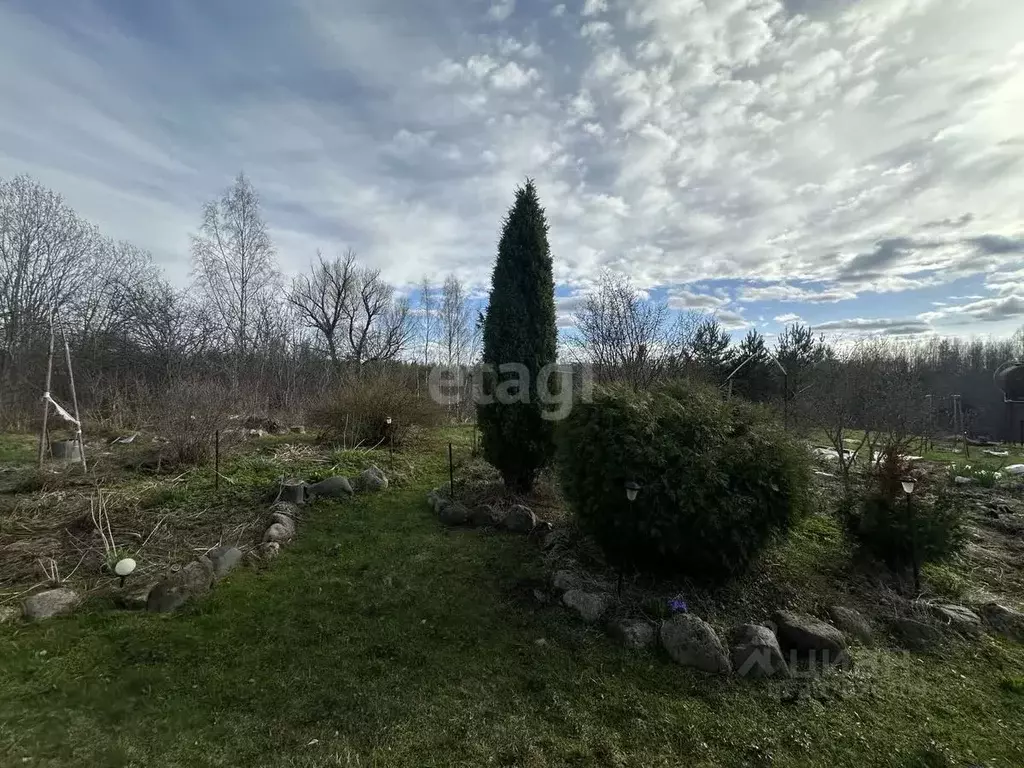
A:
[440,275,473,368]
[418,276,437,365]
[190,173,279,360]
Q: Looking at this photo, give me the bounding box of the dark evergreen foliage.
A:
[478,180,558,492]
[557,381,812,582]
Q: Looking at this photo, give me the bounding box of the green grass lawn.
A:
[2,429,1024,766]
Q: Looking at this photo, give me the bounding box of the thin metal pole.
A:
[37,319,55,469]
[448,442,455,499]
[215,430,220,490]
[783,372,789,431]
[907,491,919,596]
[61,327,86,473]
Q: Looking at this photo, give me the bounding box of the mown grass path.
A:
[1,433,1024,767]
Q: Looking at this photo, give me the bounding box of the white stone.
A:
[114,558,137,577]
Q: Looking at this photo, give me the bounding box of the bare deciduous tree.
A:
[418,276,437,366]
[287,250,356,365]
[440,275,473,368]
[343,266,412,366]
[190,173,279,360]
[289,249,411,367]
[0,175,99,411]
[566,271,679,388]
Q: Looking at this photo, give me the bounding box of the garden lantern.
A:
[902,478,920,595]
[619,481,642,596]
[114,557,136,588]
[624,481,641,502]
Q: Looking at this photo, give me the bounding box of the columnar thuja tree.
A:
[478,180,558,493]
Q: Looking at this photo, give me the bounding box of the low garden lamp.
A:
[114,557,136,588]
[625,481,641,502]
[901,478,920,595]
[619,482,642,596]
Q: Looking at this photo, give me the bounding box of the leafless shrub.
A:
[310,371,443,449]
[566,271,695,388]
[156,377,236,466]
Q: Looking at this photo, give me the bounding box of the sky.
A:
[1,0,1023,343]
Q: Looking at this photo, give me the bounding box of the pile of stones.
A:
[426,487,549,535]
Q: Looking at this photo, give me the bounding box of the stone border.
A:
[426,488,552,536]
[535,526,1024,676]
[3,466,394,622]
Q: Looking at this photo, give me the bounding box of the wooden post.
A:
[215,430,221,490]
[61,328,86,473]
[37,320,56,469]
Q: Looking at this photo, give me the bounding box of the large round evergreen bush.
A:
[556,382,811,582]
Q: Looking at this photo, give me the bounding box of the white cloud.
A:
[1,0,1023,340]
[487,0,515,21]
[774,313,802,324]
[714,310,749,332]
[738,284,858,304]
[920,295,1024,324]
[490,62,538,91]
[813,317,934,336]
[667,289,728,311]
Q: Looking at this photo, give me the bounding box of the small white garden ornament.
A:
[114,557,137,587]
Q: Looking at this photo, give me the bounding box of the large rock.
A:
[609,619,656,650]
[773,610,847,663]
[305,476,354,500]
[561,589,609,624]
[260,542,281,560]
[470,504,505,528]
[829,606,873,646]
[439,501,470,526]
[541,526,571,553]
[270,501,301,520]
[207,546,243,581]
[550,570,581,594]
[263,522,293,544]
[979,602,1024,643]
[729,624,789,679]
[660,615,732,674]
[356,467,388,493]
[928,603,982,636]
[269,512,297,537]
[23,588,79,620]
[504,504,537,534]
[147,557,215,613]
[115,581,159,611]
[279,480,306,505]
[891,617,943,651]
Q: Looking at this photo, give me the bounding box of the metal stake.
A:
[448,442,455,499]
